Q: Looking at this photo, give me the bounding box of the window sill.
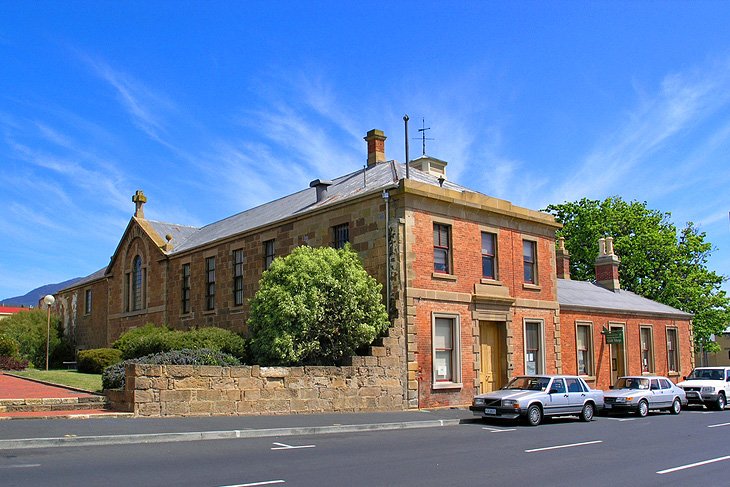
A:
[522,283,541,291]
[202,309,217,315]
[668,371,680,377]
[121,309,147,318]
[579,375,596,382]
[432,382,463,390]
[432,272,457,282]
[480,278,503,286]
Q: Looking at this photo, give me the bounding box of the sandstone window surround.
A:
[640,326,655,374]
[233,249,244,307]
[264,239,275,270]
[84,289,92,315]
[181,263,191,314]
[524,319,545,375]
[576,321,594,377]
[125,255,146,313]
[481,231,497,280]
[205,257,216,311]
[666,327,679,374]
[332,223,349,249]
[432,312,462,389]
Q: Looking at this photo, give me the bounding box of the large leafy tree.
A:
[248,245,389,366]
[545,197,730,352]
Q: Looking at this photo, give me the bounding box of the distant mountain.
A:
[1,278,82,307]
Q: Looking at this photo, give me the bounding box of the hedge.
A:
[77,348,123,374]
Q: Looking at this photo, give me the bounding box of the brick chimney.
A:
[595,236,620,292]
[364,129,387,166]
[556,236,571,280]
[132,190,147,219]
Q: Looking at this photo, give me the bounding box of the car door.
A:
[545,378,570,415]
[649,378,666,408]
[565,377,589,413]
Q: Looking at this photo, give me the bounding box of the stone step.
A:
[0,396,110,413]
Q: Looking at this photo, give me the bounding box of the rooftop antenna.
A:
[416,118,433,156]
[403,114,410,179]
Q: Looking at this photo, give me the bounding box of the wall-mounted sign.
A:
[602,328,624,344]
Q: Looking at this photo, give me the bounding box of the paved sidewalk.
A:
[0,372,98,399]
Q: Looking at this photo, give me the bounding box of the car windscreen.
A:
[615,377,649,390]
[686,369,724,380]
[504,376,550,391]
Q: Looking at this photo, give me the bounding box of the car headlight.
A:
[615,397,627,403]
[474,398,485,406]
[701,387,715,394]
[502,399,519,408]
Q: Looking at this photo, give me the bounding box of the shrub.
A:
[248,245,389,366]
[0,309,64,368]
[0,355,29,371]
[173,327,247,360]
[102,348,241,390]
[77,348,123,374]
[0,334,19,358]
[113,324,174,359]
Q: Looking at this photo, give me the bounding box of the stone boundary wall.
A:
[106,329,406,417]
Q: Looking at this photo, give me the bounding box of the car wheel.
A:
[670,397,681,415]
[580,402,595,422]
[525,404,542,426]
[715,393,726,411]
[636,399,649,417]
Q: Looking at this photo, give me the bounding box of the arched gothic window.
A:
[132,255,143,311]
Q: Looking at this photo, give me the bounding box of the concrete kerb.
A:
[0,418,469,450]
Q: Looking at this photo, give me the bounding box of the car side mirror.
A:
[608,385,614,390]
[683,376,687,380]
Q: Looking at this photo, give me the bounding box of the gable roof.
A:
[557,279,692,319]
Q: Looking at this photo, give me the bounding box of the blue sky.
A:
[1,1,729,300]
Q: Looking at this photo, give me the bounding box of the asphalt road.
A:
[2,407,729,487]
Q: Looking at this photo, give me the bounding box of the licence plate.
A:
[604,404,612,409]
[484,408,497,415]
[687,392,699,398]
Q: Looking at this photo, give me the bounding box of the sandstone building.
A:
[56,129,693,409]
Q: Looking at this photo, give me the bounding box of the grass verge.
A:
[11,369,103,393]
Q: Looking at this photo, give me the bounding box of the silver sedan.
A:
[603,376,687,417]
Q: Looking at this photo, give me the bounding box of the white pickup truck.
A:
[677,367,730,410]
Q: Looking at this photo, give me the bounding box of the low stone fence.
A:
[107,357,405,417]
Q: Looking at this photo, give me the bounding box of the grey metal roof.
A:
[171,161,472,254]
[147,220,199,251]
[58,266,107,293]
[557,279,692,318]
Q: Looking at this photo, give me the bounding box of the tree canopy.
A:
[545,197,730,352]
[247,244,389,366]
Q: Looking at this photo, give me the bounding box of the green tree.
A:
[0,309,65,367]
[545,197,730,352]
[248,245,389,366]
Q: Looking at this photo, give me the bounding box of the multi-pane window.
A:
[525,321,543,375]
[181,263,190,314]
[233,249,244,306]
[205,257,216,311]
[264,240,275,270]
[640,327,654,373]
[576,324,593,375]
[132,255,143,311]
[523,240,537,284]
[481,232,497,279]
[433,224,451,274]
[84,289,92,314]
[667,328,679,373]
[433,315,460,384]
[333,223,349,249]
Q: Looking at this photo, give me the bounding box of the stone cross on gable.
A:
[132,190,147,219]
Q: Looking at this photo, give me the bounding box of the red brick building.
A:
[56,128,693,409]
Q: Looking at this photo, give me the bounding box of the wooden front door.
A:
[609,324,626,385]
[479,321,504,393]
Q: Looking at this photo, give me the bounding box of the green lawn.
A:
[12,369,103,393]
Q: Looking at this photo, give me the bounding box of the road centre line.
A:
[482,427,516,433]
[707,422,730,428]
[525,440,603,453]
[217,481,285,487]
[271,442,315,450]
[657,455,730,475]
[0,464,41,469]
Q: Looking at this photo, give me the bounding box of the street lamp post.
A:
[43,294,55,371]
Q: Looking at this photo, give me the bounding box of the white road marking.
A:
[271,442,315,450]
[707,422,730,428]
[600,416,637,422]
[525,440,603,453]
[217,481,285,487]
[482,427,516,433]
[657,455,730,475]
[0,464,41,469]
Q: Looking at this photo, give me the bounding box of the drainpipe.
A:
[382,189,391,317]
